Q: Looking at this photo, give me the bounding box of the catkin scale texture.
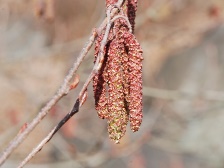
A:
[93,0,143,143]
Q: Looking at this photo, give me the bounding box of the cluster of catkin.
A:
[93,0,143,143]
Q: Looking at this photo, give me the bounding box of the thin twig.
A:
[78,5,114,101]
[0,0,124,166]
[0,31,96,166]
[17,100,80,168]
[16,1,125,168]
[111,15,132,32]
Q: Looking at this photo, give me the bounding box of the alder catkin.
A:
[93,34,109,119]
[124,31,143,132]
[93,0,143,143]
[107,39,128,142]
[127,0,138,32]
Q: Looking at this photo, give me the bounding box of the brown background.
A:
[1,0,224,167]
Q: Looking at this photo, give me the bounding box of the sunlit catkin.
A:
[124,31,143,132]
[93,0,143,143]
[107,39,128,143]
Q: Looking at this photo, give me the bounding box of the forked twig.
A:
[0,31,96,166]
[17,4,126,167]
[0,0,124,166]
[111,15,132,32]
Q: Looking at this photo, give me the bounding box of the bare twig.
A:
[17,100,80,168]
[111,15,132,32]
[78,4,115,101]
[17,6,119,168]
[0,0,125,166]
[0,31,96,166]
[16,1,126,168]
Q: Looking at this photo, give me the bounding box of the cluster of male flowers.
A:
[93,0,143,143]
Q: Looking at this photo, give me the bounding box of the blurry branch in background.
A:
[144,87,224,101]
[0,0,124,166]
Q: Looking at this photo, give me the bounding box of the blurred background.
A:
[1,0,224,167]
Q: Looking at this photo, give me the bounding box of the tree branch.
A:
[0,0,125,166]
[17,3,126,167]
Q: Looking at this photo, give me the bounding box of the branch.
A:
[0,31,96,166]
[0,0,124,166]
[17,3,126,167]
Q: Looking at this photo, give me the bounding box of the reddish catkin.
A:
[93,34,109,119]
[127,0,138,32]
[124,31,143,132]
[117,27,131,111]
[93,0,143,143]
[107,39,128,143]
